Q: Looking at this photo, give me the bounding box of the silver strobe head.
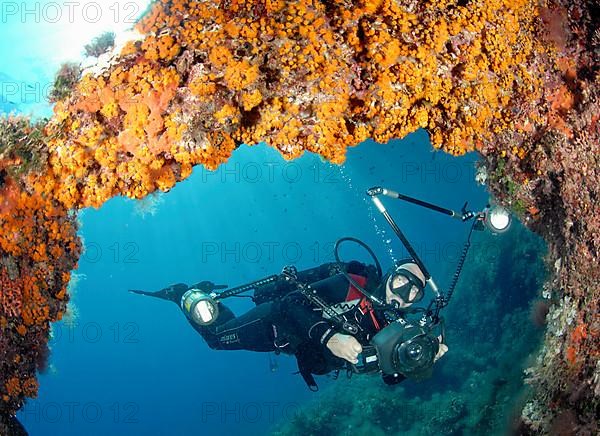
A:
[486,206,511,233]
[181,289,219,326]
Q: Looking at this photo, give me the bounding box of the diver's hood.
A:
[372,260,425,308]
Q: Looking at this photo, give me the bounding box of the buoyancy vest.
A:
[296,273,385,390]
[342,274,382,332]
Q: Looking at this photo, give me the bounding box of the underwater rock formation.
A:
[40,0,548,207]
[0,0,598,433]
[0,118,81,432]
[479,1,599,432]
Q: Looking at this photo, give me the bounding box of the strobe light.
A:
[181,289,219,326]
[485,205,512,234]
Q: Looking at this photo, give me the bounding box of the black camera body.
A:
[352,345,380,373]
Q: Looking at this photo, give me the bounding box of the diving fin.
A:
[129,281,228,304]
[129,283,189,304]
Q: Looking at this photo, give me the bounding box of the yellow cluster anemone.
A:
[35,0,547,209]
[0,162,80,413]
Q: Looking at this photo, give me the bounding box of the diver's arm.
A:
[325,333,362,364]
[282,296,341,348]
[282,261,374,347]
[282,295,363,366]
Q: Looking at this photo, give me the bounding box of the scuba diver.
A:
[131,256,448,389]
[131,187,511,390]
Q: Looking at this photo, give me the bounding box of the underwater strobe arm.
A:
[367,187,472,221]
[177,275,282,327]
[366,186,512,318]
[213,275,280,300]
[367,187,440,296]
[368,186,512,234]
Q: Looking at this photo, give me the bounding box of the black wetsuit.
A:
[187,261,405,388]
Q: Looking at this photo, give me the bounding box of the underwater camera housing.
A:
[353,322,440,379]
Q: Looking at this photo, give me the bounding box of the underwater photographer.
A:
[131,187,511,390]
[131,255,447,390]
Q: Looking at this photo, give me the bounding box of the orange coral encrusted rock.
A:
[1,1,598,433]
[0,157,81,418]
[41,0,547,209]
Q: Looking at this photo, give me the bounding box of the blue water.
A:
[1,2,491,434]
[13,135,487,435]
[0,0,151,119]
